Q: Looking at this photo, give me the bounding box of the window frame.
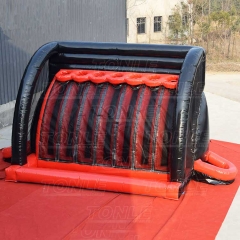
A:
[137,17,146,34]
[154,16,162,32]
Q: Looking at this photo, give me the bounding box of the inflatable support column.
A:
[3,42,237,200]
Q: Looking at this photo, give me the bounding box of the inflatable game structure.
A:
[2,42,238,200]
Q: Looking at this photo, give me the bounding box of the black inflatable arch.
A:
[11,42,208,186]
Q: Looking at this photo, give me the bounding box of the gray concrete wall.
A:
[0,0,126,128]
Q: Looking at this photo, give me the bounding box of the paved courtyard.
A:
[205,72,240,144]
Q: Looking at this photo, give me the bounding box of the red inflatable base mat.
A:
[0,140,239,239]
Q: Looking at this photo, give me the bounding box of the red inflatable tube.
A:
[5,154,180,199]
[5,165,181,200]
[2,147,12,159]
[194,151,238,181]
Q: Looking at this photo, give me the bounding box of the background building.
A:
[127,0,240,67]
[127,0,187,43]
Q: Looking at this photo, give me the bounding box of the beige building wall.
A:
[127,0,187,43]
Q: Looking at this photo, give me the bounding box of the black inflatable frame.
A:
[11,41,208,186]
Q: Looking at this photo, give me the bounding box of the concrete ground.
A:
[205,72,240,144]
[0,125,11,149]
[205,72,240,102]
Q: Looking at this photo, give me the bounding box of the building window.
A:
[126,18,129,36]
[154,16,162,32]
[137,17,146,34]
